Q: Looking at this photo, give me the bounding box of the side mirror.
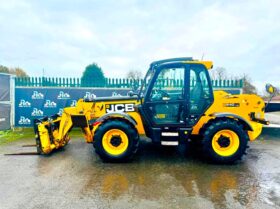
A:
[266,84,277,95]
[128,91,137,97]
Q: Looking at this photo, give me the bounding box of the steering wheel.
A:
[151,89,170,101]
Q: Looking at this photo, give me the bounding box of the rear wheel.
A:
[201,119,248,164]
[93,120,139,162]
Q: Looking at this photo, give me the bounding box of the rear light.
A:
[93,121,101,126]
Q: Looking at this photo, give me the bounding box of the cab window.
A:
[149,67,185,102]
[146,66,185,124]
[190,65,213,115]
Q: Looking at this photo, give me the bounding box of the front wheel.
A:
[201,119,249,164]
[93,120,139,162]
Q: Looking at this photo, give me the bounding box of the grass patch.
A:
[0,128,84,145]
[0,128,34,145]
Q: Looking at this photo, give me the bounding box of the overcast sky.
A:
[0,0,279,91]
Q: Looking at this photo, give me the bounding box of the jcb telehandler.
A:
[33,57,274,164]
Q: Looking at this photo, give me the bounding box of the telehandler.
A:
[33,57,275,164]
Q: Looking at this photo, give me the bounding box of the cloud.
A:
[0,0,280,91]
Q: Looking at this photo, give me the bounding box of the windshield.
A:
[139,67,155,98]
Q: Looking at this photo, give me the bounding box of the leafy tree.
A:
[0,65,29,77]
[0,65,9,74]
[81,63,106,87]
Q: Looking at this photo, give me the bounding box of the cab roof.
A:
[150,57,213,70]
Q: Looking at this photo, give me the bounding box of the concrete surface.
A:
[0,132,280,209]
[266,112,280,125]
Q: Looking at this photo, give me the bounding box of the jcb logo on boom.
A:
[106,103,135,113]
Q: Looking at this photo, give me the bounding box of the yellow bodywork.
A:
[192,91,265,141]
[183,60,213,69]
[35,59,266,155]
[36,89,265,155]
[92,99,145,135]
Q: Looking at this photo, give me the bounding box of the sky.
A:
[0,0,280,91]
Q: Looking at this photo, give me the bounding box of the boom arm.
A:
[34,99,94,154]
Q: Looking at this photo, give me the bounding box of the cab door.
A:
[143,63,187,125]
[141,63,190,144]
[187,64,214,125]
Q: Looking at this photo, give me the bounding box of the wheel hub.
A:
[217,135,231,148]
[110,135,122,147]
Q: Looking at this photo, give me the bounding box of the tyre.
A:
[201,119,248,164]
[93,120,139,162]
[34,125,43,154]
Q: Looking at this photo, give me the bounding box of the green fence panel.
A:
[14,76,244,89]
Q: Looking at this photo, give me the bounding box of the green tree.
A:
[81,63,106,87]
[0,65,9,74]
[0,65,29,77]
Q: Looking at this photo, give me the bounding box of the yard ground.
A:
[266,111,280,125]
[0,115,280,209]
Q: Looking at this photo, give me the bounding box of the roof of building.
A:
[272,95,280,101]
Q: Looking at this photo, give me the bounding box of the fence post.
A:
[77,78,80,87]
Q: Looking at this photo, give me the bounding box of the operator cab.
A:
[138,57,214,145]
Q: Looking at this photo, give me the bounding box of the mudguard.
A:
[95,112,137,126]
[211,112,253,131]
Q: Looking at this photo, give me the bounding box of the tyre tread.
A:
[93,119,139,162]
[201,118,249,164]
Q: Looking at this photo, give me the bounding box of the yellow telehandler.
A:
[33,57,274,163]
